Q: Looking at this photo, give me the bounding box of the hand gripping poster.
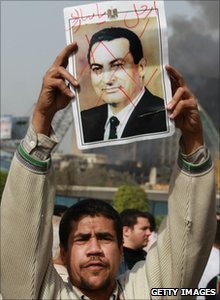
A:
[64,1,174,149]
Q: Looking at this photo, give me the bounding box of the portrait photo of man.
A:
[67,12,173,148]
[81,26,167,143]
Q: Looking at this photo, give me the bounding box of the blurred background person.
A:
[118,209,152,275]
[197,214,220,300]
[143,211,157,252]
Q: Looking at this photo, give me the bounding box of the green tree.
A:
[0,171,8,202]
[155,215,165,229]
[114,184,148,212]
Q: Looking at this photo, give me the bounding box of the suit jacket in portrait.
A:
[81,88,167,143]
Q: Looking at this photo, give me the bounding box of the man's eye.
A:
[91,66,102,74]
[73,237,88,244]
[99,236,113,242]
[74,238,84,242]
[112,62,124,69]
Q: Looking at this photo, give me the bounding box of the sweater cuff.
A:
[178,145,213,175]
[21,124,57,160]
[16,144,51,173]
[15,124,58,173]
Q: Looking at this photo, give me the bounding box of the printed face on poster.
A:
[64,1,174,149]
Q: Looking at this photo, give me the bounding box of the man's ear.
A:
[123,226,131,238]
[138,58,147,79]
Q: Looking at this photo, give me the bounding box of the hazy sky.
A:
[1,1,219,152]
[0,0,197,116]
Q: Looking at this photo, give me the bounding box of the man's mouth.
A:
[86,265,105,271]
[102,86,121,93]
[83,257,108,269]
[83,261,107,271]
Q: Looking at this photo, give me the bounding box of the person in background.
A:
[205,275,220,300]
[118,209,152,274]
[197,214,220,300]
[143,211,158,252]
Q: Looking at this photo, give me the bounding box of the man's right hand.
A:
[166,64,204,154]
[32,42,79,136]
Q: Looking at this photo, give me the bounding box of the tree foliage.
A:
[113,184,148,212]
[0,171,8,202]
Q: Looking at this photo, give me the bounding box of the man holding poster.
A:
[81,27,167,143]
[1,42,216,300]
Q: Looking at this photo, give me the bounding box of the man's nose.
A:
[102,69,115,84]
[86,237,103,255]
[146,229,152,236]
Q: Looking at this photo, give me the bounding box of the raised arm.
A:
[1,43,79,300]
[119,65,216,299]
[166,64,203,154]
[148,65,216,292]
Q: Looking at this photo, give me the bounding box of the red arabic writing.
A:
[66,1,158,33]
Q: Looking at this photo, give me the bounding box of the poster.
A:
[64,1,174,149]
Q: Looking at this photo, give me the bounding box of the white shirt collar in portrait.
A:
[104,87,145,140]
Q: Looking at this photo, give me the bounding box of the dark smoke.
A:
[168,1,219,131]
[187,1,219,31]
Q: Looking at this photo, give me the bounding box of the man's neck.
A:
[123,240,139,250]
[109,102,126,114]
[123,245,143,252]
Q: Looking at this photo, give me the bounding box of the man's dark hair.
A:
[53,204,68,217]
[59,199,123,250]
[120,209,152,229]
[87,27,143,65]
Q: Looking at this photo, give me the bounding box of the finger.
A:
[57,67,79,88]
[46,66,79,89]
[47,78,75,98]
[167,87,185,110]
[52,42,78,68]
[166,64,185,87]
[169,97,197,119]
[48,66,79,88]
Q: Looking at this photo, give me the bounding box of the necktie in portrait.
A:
[109,116,120,139]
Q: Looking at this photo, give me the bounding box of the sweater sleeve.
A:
[0,126,66,299]
[146,147,216,298]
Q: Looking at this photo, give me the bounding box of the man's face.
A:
[124,217,152,249]
[61,215,122,294]
[89,38,146,112]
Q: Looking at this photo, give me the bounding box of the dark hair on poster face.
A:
[87,27,144,65]
[59,199,123,250]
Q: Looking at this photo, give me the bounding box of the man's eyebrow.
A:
[90,63,103,68]
[73,233,91,239]
[73,232,114,239]
[90,58,125,68]
[142,226,151,230]
[96,232,115,239]
[110,58,126,64]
